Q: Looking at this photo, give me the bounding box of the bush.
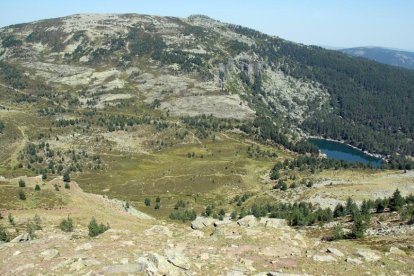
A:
[8,214,15,226]
[88,217,109,237]
[333,225,345,240]
[0,226,9,242]
[230,210,238,220]
[18,179,25,188]
[169,209,197,222]
[33,214,42,230]
[174,200,186,210]
[19,190,26,200]
[63,172,70,182]
[59,217,74,232]
[35,184,41,191]
[144,198,151,206]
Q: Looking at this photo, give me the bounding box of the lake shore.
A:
[307,135,387,161]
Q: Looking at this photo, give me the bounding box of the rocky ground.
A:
[1,178,414,275]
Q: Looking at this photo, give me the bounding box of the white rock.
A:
[259,218,288,228]
[191,216,216,230]
[345,257,363,265]
[389,246,406,256]
[313,255,337,262]
[40,249,60,260]
[237,215,258,227]
[165,249,191,270]
[327,247,344,257]
[356,249,381,262]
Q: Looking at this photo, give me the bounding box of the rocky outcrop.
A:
[191,216,216,230]
[10,232,32,243]
[237,215,258,227]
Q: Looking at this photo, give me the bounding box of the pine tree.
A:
[389,189,405,211]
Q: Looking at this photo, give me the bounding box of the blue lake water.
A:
[308,138,382,168]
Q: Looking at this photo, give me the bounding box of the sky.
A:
[1,0,413,51]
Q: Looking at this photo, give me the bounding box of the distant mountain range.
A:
[339,47,414,70]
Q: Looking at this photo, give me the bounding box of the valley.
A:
[0,13,413,275]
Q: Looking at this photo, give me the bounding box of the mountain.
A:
[1,14,414,275]
[1,14,414,158]
[340,46,414,70]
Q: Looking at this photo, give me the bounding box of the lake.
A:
[308,138,382,167]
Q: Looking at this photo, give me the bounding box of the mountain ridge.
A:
[340,46,414,70]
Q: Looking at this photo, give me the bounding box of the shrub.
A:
[169,209,197,222]
[18,190,26,200]
[8,214,15,226]
[63,172,70,182]
[59,217,74,232]
[88,217,109,237]
[33,214,42,230]
[174,200,186,210]
[333,225,345,240]
[18,179,25,188]
[230,210,238,220]
[144,198,151,206]
[0,226,8,242]
[35,184,41,191]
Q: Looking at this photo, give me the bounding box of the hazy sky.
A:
[1,0,413,51]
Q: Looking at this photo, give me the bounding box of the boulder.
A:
[312,255,337,262]
[10,232,32,243]
[326,247,344,257]
[389,246,406,256]
[40,249,60,260]
[102,264,143,274]
[345,257,363,265]
[213,217,232,227]
[165,249,191,270]
[356,249,381,262]
[237,215,258,227]
[144,225,173,237]
[191,216,216,230]
[259,218,288,228]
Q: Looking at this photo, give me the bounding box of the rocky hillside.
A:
[340,47,414,70]
[1,14,414,157]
